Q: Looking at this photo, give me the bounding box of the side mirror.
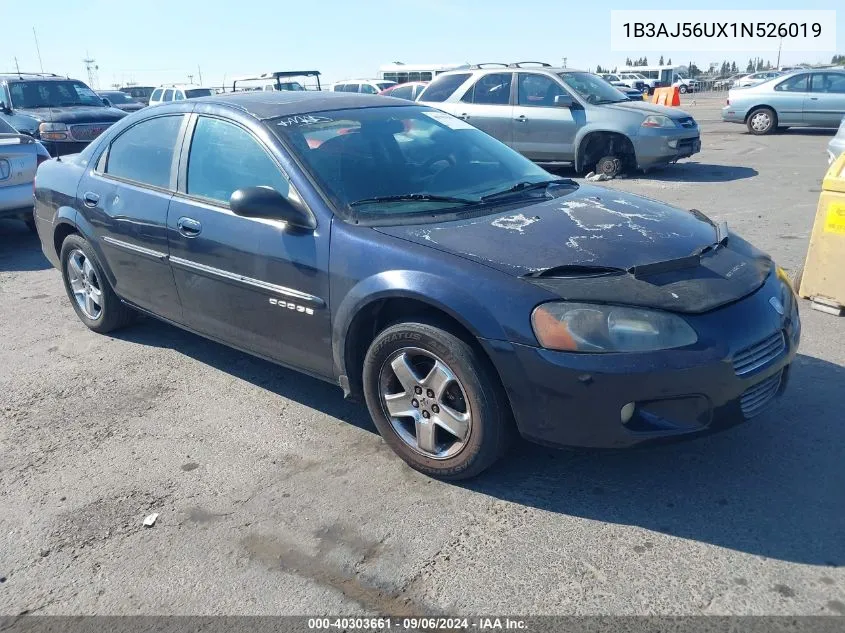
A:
[102,98,111,107]
[0,102,11,115]
[229,186,316,230]
[554,94,574,108]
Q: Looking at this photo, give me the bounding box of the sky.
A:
[2,0,842,89]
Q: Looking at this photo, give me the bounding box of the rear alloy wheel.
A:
[747,107,777,135]
[363,321,511,479]
[679,85,688,94]
[60,234,136,333]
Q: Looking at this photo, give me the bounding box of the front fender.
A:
[573,127,635,172]
[331,269,509,380]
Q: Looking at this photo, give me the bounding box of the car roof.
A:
[193,90,408,120]
[0,73,74,82]
[335,79,392,83]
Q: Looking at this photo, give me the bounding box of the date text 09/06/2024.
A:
[622,22,822,39]
[307,617,528,630]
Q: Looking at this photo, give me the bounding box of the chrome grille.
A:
[733,331,785,377]
[740,371,782,418]
[68,123,113,142]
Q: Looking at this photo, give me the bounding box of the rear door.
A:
[770,73,810,125]
[451,72,514,146]
[77,113,188,322]
[805,73,845,127]
[511,73,579,161]
[0,120,38,211]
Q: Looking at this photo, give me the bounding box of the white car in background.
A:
[148,85,216,106]
[332,79,397,94]
[829,116,845,163]
[734,71,782,88]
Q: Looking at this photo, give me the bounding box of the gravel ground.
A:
[1,95,843,616]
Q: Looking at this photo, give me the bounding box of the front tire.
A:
[60,234,136,333]
[362,320,512,480]
[747,107,777,135]
[679,85,688,94]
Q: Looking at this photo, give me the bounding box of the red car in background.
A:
[379,81,429,101]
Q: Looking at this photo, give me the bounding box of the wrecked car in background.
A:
[418,62,700,178]
[34,91,796,480]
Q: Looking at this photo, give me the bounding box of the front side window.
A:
[388,85,414,100]
[418,73,471,102]
[104,92,135,104]
[333,84,345,92]
[462,73,512,105]
[187,117,289,205]
[8,80,104,109]
[775,74,808,92]
[361,84,378,94]
[558,72,626,104]
[173,91,184,101]
[518,74,567,107]
[271,105,563,221]
[375,82,396,91]
[810,73,845,94]
[105,115,185,189]
[163,89,174,101]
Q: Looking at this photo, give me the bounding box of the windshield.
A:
[271,106,565,220]
[125,87,154,98]
[103,92,135,104]
[557,72,627,104]
[9,80,104,108]
[279,82,305,91]
[185,88,213,98]
[375,82,396,91]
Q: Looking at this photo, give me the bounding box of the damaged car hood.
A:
[373,185,772,314]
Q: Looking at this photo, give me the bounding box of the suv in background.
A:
[0,72,126,156]
[418,63,700,177]
[148,85,216,106]
[332,79,397,94]
[119,86,155,106]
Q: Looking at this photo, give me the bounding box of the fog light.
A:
[620,402,636,424]
[667,139,679,149]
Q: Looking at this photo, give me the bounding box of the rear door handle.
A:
[177,216,202,237]
[82,192,100,208]
[809,97,819,100]
[514,115,528,122]
[457,113,470,120]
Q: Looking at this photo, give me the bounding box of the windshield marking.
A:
[490,213,539,234]
[276,115,334,127]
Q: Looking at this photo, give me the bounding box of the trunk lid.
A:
[0,134,37,188]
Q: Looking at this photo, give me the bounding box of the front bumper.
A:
[635,130,701,168]
[481,273,800,449]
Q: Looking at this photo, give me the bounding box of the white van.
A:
[149,85,215,106]
[231,71,322,92]
[332,79,397,94]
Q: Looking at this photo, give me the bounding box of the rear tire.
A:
[60,234,136,333]
[747,107,777,135]
[362,320,512,480]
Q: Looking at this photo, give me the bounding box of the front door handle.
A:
[177,216,202,238]
[514,115,528,123]
[809,97,819,101]
[457,113,470,120]
[82,192,100,208]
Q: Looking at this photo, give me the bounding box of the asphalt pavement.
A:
[1,94,843,616]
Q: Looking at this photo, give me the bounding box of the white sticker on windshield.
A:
[75,86,98,99]
[422,110,474,130]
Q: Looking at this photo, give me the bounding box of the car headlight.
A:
[38,122,69,140]
[641,115,677,129]
[531,302,698,353]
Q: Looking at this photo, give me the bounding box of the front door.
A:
[770,73,810,126]
[512,73,580,161]
[166,114,332,377]
[77,113,187,322]
[805,73,845,128]
[451,72,514,146]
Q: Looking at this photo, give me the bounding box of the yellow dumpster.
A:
[795,152,845,316]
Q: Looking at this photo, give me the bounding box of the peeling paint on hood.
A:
[374,184,719,275]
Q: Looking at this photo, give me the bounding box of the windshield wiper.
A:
[349,193,478,207]
[480,179,575,203]
[595,99,627,104]
[628,221,730,279]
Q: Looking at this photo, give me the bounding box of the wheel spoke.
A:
[85,291,98,317]
[421,360,454,399]
[390,353,420,393]
[68,255,84,279]
[70,277,85,293]
[384,392,416,418]
[82,258,95,279]
[87,285,102,307]
[415,417,437,453]
[433,405,470,441]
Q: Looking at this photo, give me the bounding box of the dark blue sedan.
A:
[32,91,800,479]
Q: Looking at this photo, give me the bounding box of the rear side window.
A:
[388,85,414,100]
[775,74,808,92]
[419,73,471,102]
[810,73,845,94]
[163,89,174,101]
[174,91,184,101]
[361,84,378,94]
[462,73,512,105]
[150,88,163,101]
[186,117,289,205]
[105,115,185,188]
[344,84,360,93]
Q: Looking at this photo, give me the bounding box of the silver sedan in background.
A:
[0,117,49,231]
[722,69,845,135]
